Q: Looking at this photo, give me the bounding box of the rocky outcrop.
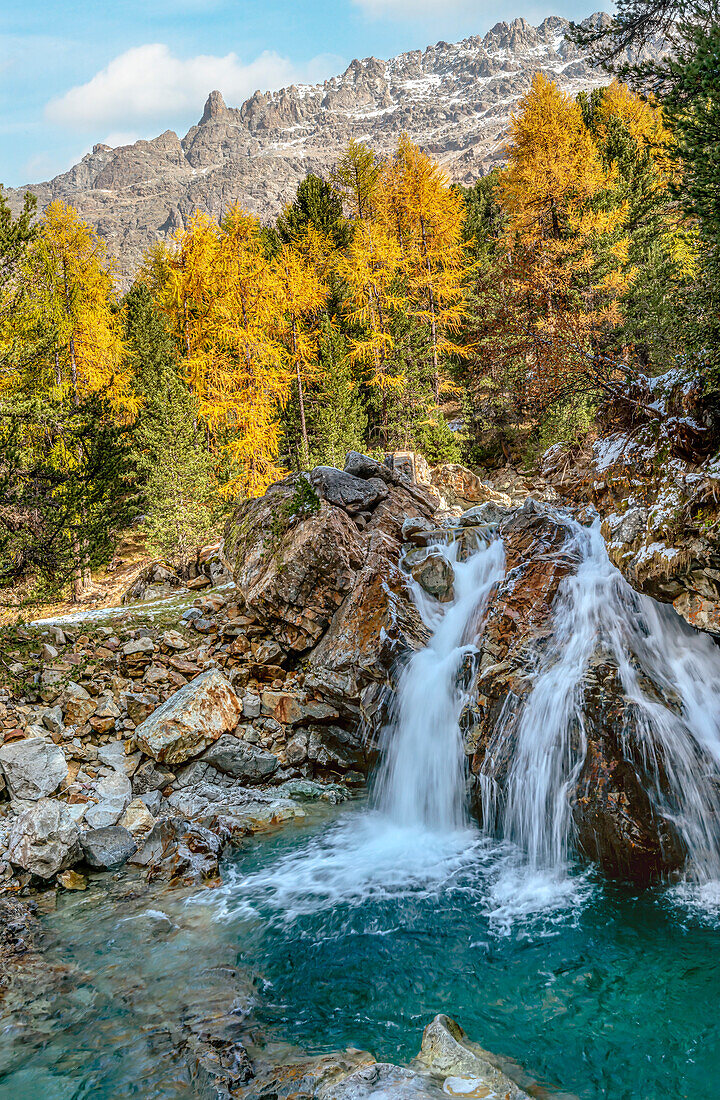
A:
[5,14,658,281]
[0,451,439,889]
[541,368,720,635]
[227,460,437,734]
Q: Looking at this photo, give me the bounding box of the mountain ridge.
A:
[8,12,661,278]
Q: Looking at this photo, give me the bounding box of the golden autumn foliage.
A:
[2,201,134,417]
[494,74,634,406]
[159,207,292,496]
[376,137,468,399]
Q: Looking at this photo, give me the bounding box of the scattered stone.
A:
[80,825,137,869]
[125,692,159,724]
[119,798,156,838]
[161,630,189,650]
[200,735,278,783]
[132,759,176,795]
[84,771,132,829]
[122,637,156,657]
[8,798,82,878]
[61,682,96,726]
[0,738,68,800]
[134,669,243,765]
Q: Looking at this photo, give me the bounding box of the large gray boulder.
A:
[80,825,137,869]
[134,669,243,765]
[200,735,278,783]
[228,480,365,652]
[344,451,397,485]
[0,737,68,800]
[7,798,82,878]
[309,466,388,515]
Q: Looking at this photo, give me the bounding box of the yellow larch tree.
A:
[497,73,632,407]
[28,202,132,416]
[5,201,135,597]
[272,238,329,467]
[158,206,292,496]
[376,136,468,401]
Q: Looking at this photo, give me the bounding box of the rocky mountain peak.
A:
[8,11,664,281]
[202,90,229,123]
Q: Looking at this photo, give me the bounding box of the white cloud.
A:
[45,44,341,132]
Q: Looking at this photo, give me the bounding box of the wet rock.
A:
[134,669,243,765]
[200,735,278,783]
[8,798,82,878]
[416,1014,530,1099]
[0,737,68,800]
[307,532,430,711]
[410,551,455,602]
[401,516,435,545]
[80,825,137,869]
[467,501,688,883]
[57,869,88,890]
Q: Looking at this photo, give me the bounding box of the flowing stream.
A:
[5,514,720,1098]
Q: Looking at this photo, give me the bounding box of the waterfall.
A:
[376,536,505,830]
[480,516,720,882]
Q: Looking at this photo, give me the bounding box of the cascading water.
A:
[213,534,506,920]
[375,536,505,830]
[480,514,720,884]
[213,504,720,929]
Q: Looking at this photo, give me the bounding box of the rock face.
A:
[134,668,243,765]
[229,481,365,653]
[227,460,436,742]
[5,14,663,281]
[0,738,68,800]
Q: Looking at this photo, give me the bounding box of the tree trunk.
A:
[72,533,84,602]
[292,318,310,467]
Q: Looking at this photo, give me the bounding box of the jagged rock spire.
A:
[202,90,228,123]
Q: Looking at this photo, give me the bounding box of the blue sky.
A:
[1,0,601,188]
